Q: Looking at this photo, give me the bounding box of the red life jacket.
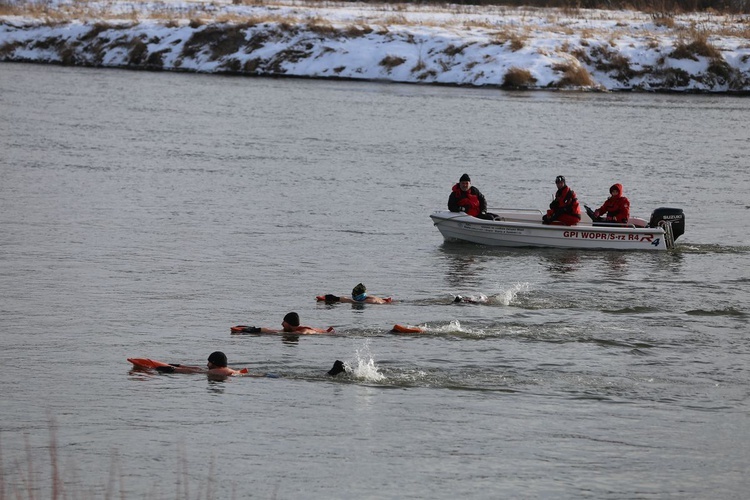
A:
[551,186,580,216]
[596,183,630,223]
[451,184,481,217]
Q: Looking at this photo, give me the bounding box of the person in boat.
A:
[320,283,392,304]
[448,173,498,220]
[232,312,334,335]
[154,351,245,377]
[542,175,581,226]
[589,183,630,223]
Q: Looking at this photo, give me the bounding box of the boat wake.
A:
[674,243,750,254]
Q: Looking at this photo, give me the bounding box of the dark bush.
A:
[502,67,538,88]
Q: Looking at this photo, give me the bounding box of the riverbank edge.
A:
[5,59,750,96]
[1,18,749,92]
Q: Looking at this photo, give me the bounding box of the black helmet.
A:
[555,175,566,184]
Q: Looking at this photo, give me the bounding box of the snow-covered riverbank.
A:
[1,0,749,91]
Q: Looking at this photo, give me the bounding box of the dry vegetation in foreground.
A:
[1,426,225,500]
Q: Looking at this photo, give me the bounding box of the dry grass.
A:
[443,42,473,57]
[308,17,337,36]
[411,59,426,72]
[492,29,528,52]
[180,25,249,60]
[341,23,373,37]
[652,13,677,28]
[1,0,747,40]
[0,424,227,500]
[552,61,595,87]
[502,66,538,88]
[379,54,406,69]
[670,30,723,59]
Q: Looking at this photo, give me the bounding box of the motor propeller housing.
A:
[649,207,685,241]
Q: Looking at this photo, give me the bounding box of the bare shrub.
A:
[444,43,472,56]
[182,25,247,61]
[509,33,526,52]
[188,18,204,29]
[220,58,241,72]
[570,47,591,64]
[342,23,373,38]
[244,57,262,72]
[246,32,270,52]
[491,30,526,51]
[79,22,112,42]
[379,54,406,69]
[266,48,311,73]
[145,49,168,69]
[416,69,437,81]
[590,44,635,80]
[670,35,722,60]
[277,21,298,36]
[0,40,23,58]
[552,62,594,87]
[702,57,747,89]
[658,67,691,87]
[411,59,426,73]
[652,14,676,29]
[382,15,408,26]
[308,18,337,37]
[502,67,538,88]
[127,38,148,65]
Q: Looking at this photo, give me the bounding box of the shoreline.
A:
[1,1,749,92]
[6,59,750,96]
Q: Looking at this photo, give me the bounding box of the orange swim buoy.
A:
[391,324,424,334]
[127,358,173,370]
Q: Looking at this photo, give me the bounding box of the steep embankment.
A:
[1,1,749,91]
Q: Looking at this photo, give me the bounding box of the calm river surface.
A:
[1,63,749,499]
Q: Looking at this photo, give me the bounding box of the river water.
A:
[1,63,749,499]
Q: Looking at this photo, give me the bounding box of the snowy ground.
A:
[1,0,749,91]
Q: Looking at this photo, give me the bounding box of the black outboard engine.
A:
[649,208,685,247]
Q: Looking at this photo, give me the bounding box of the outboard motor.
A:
[649,208,685,247]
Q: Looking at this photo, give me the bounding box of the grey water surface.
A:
[1,63,749,499]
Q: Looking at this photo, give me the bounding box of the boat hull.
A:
[430,210,670,251]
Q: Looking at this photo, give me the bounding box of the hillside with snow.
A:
[1,0,749,91]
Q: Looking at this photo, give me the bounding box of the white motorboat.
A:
[430,207,685,251]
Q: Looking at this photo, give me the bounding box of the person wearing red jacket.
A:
[448,173,496,220]
[542,175,581,226]
[593,183,630,223]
